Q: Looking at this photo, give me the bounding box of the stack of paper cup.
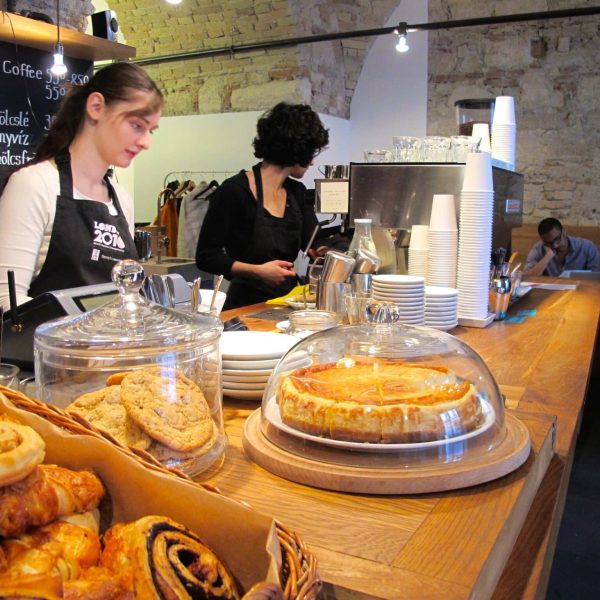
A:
[427,194,458,288]
[408,224,429,279]
[457,152,494,320]
[491,96,516,169]
[471,122,491,154]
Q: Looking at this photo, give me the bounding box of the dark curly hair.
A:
[252,102,329,167]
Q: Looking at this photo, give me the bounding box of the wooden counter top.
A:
[205,279,599,599]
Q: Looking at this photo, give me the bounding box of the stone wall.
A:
[0,0,94,31]
[105,0,399,118]
[428,0,600,226]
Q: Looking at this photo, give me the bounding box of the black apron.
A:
[224,164,302,310]
[28,152,138,298]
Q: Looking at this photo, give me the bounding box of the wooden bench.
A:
[511,223,600,266]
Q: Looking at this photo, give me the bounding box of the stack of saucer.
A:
[221,331,299,400]
[408,225,429,279]
[457,152,494,321]
[491,96,516,170]
[425,286,458,330]
[372,274,425,325]
[427,194,458,288]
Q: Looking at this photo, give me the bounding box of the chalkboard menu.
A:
[0,41,93,186]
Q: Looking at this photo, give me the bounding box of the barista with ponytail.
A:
[0,62,163,309]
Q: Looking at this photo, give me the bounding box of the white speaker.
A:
[91,10,119,42]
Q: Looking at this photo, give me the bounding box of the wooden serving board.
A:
[243,410,532,494]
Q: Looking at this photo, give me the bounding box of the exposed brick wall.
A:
[106,0,399,117]
[428,0,600,226]
[0,0,94,31]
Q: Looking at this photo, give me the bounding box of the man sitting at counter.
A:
[524,217,600,276]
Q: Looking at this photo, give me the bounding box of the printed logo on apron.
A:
[93,220,126,251]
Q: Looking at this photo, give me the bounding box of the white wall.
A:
[350,0,429,159]
[132,111,352,222]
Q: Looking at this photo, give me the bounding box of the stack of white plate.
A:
[425,286,458,330]
[457,152,494,320]
[372,274,425,325]
[221,331,300,400]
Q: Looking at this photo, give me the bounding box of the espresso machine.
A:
[348,162,524,272]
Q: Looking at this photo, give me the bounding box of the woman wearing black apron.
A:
[0,63,163,309]
[195,102,329,310]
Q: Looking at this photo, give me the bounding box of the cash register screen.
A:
[73,291,118,312]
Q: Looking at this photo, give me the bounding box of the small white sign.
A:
[317,180,349,213]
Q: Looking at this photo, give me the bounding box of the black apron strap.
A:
[55,151,73,198]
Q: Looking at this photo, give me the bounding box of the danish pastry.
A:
[0,417,45,487]
[100,515,240,599]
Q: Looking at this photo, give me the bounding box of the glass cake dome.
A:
[259,320,510,472]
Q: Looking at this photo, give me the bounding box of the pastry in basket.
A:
[0,520,100,580]
[0,465,105,537]
[66,385,152,451]
[277,358,482,443]
[100,515,240,599]
[0,416,46,486]
[0,572,63,599]
[120,367,214,452]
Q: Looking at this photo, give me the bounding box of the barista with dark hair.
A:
[196,102,329,309]
[524,217,600,276]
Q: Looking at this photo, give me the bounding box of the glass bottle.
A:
[348,218,378,258]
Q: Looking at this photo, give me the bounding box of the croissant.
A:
[0,520,100,581]
[100,515,240,599]
[0,465,105,538]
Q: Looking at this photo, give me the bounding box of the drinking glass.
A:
[0,363,20,390]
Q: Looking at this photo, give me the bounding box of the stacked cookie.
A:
[66,367,217,466]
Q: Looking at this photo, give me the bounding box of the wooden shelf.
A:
[0,11,135,61]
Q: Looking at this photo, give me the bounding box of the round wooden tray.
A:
[242,409,531,494]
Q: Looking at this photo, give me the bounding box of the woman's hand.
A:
[257,260,296,287]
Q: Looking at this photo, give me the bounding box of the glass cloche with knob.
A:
[34,260,225,477]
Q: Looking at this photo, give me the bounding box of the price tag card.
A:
[316,179,349,214]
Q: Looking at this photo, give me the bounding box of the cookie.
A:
[120,368,213,452]
[105,372,129,386]
[66,386,152,451]
[149,420,217,463]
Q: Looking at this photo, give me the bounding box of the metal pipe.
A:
[131,6,600,67]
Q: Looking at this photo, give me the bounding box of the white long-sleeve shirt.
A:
[0,161,134,310]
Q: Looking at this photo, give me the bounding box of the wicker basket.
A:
[0,385,321,600]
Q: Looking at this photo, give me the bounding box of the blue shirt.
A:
[525,235,600,276]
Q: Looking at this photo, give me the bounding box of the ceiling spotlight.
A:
[51,0,68,76]
[165,0,183,5]
[51,42,68,76]
[395,21,409,53]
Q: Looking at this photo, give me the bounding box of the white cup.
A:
[429,194,457,231]
[471,123,491,153]
[462,151,493,191]
[492,96,516,125]
[409,224,429,249]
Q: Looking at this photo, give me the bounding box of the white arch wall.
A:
[349,0,429,159]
